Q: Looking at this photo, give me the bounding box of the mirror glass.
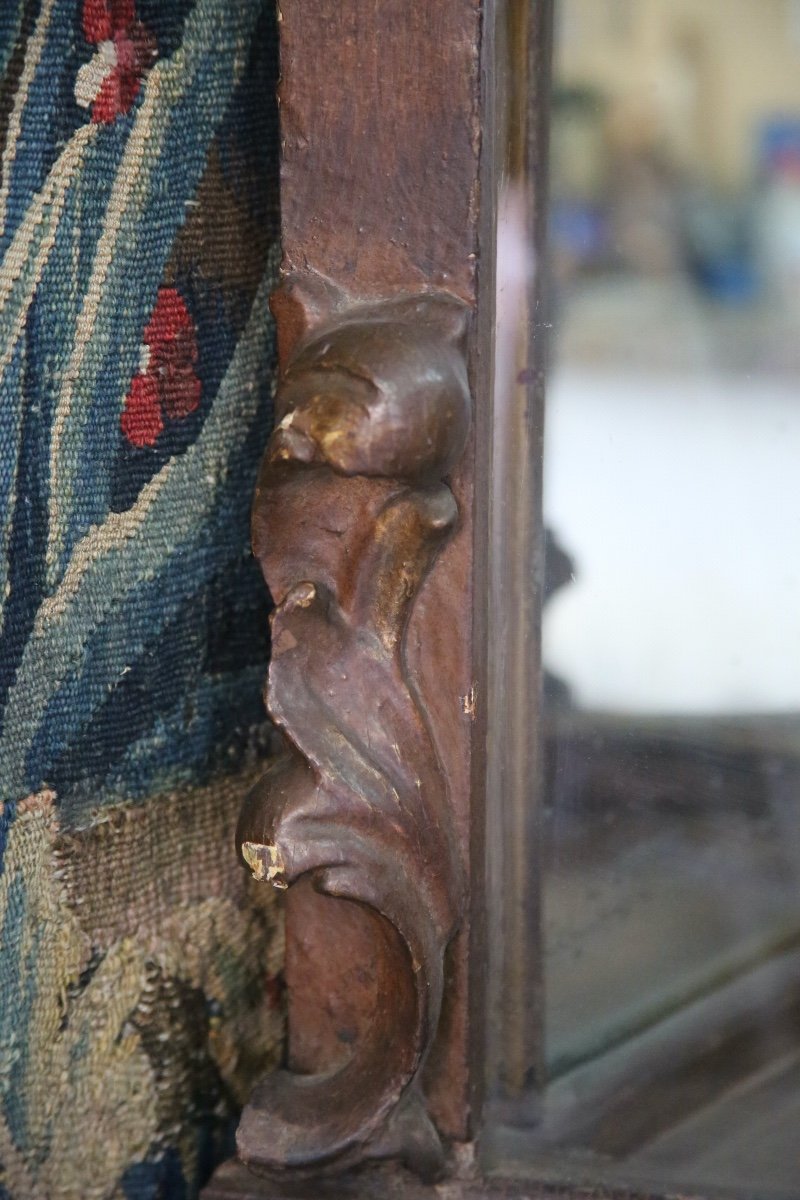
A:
[539,2,800,1193]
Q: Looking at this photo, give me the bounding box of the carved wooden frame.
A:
[205,0,553,1196]
[218,0,488,1185]
[202,4,777,1199]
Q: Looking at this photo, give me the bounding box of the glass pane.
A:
[533,1,800,1194]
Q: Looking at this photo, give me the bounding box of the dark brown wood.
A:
[277,2,481,306]
[235,290,471,1181]
[222,1,486,1187]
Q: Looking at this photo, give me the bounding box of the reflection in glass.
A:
[541,2,800,1193]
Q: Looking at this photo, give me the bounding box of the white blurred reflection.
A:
[545,364,800,713]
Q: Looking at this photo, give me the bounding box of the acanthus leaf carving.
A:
[235,283,470,1182]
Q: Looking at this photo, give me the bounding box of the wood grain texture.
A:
[278,0,481,304]
[266,0,484,1161]
[203,0,488,1188]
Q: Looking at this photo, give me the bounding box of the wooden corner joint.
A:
[235,279,471,1183]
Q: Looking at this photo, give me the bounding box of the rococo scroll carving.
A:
[235,285,470,1182]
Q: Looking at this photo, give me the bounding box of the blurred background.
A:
[540,3,800,1191]
[546,0,800,710]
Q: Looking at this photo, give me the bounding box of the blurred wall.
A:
[558,0,800,188]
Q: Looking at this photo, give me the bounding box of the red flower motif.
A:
[76,0,157,123]
[121,288,201,449]
[120,374,163,447]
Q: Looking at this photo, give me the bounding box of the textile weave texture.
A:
[0,2,283,1196]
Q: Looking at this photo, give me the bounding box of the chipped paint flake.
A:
[242,840,287,889]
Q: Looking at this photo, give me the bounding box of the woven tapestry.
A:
[0,2,283,1196]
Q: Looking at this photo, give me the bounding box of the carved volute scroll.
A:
[235,285,471,1181]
